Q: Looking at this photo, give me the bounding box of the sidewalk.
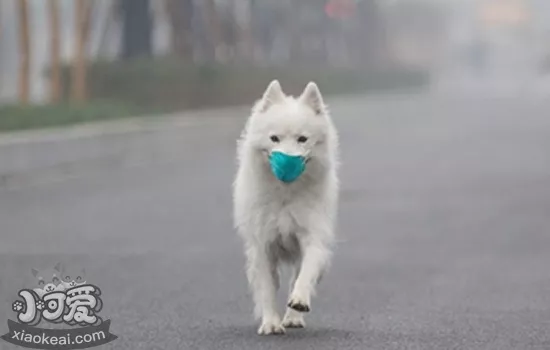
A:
[0,105,250,190]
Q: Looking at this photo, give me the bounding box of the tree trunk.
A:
[97,0,117,58]
[0,1,2,42]
[203,0,222,61]
[355,0,385,68]
[289,2,303,63]
[71,0,91,102]
[165,0,194,59]
[17,0,30,104]
[234,0,253,61]
[48,0,61,103]
[121,0,153,59]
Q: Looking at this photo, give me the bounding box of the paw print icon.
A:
[36,300,45,311]
[12,301,24,312]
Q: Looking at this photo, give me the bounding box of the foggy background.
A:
[2,0,549,106]
[0,1,550,349]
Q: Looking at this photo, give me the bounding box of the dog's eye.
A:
[297,136,308,143]
[270,135,280,143]
[65,276,71,281]
[76,276,82,281]
[38,280,45,286]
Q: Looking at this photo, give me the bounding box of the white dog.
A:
[233,80,339,335]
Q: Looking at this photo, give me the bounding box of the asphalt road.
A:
[1,93,550,350]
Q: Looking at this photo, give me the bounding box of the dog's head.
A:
[245,80,337,172]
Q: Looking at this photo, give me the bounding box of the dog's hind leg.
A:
[245,245,285,335]
[287,236,332,313]
[282,263,306,328]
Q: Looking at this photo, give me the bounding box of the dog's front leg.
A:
[287,236,331,313]
[246,245,284,335]
[282,263,306,328]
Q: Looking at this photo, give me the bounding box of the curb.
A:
[0,105,250,147]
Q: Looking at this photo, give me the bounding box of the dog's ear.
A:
[258,80,285,112]
[299,81,326,116]
[31,268,39,277]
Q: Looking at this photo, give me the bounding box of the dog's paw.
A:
[287,293,311,313]
[258,319,285,335]
[282,311,306,328]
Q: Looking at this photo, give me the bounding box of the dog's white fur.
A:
[233,80,339,335]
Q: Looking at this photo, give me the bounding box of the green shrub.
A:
[0,60,429,132]
[0,102,141,132]
[61,58,430,112]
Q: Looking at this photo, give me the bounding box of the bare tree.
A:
[227,0,252,61]
[48,0,61,103]
[203,0,222,61]
[237,0,254,61]
[165,0,194,59]
[355,0,386,67]
[71,0,92,102]
[17,0,30,104]
[121,0,153,59]
[0,3,3,88]
[97,0,117,58]
[289,2,304,63]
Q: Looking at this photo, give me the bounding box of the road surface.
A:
[1,92,550,350]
